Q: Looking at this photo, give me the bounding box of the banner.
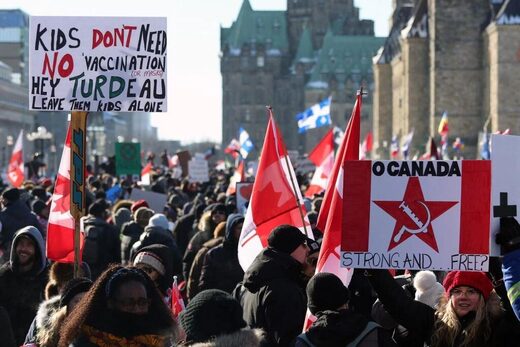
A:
[115,142,141,179]
[29,16,167,112]
[341,160,491,271]
[188,153,209,183]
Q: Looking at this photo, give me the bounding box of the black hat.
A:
[180,289,246,343]
[267,224,307,254]
[306,272,350,315]
[1,188,20,202]
[31,199,47,215]
[88,199,109,216]
[306,237,321,256]
[59,277,93,308]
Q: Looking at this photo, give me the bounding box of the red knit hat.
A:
[443,271,494,301]
[131,199,149,214]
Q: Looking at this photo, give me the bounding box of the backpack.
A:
[296,321,381,347]
[82,224,103,265]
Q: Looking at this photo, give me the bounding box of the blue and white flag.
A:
[239,127,254,159]
[401,129,414,160]
[295,96,332,133]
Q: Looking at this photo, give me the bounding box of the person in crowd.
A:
[0,306,16,347]
[186,220,227,299]
[133,244,175,300]
[81,199,121,280]
[34,278,93,347]
[179,289,264,346]
[0,226,48,345]
[199,214,245,294]
[366,217,520,347]
[31,199,50,234]
[58,265,177,347]
[0,188,43,264]
[235,224,309,346]
[497,216,520,321]
[301,237,320,284]
[121,205,154,264]
[173,202,206,256]
[182,203,227,281]
[296,272,396,347]
[113,207,132,231]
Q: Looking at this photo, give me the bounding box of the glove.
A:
[496,217,520,254]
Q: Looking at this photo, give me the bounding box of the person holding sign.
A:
[365,217,520,347]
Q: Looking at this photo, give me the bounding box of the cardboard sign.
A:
[341,160,491,271]
[236,182,253,215]
[115,142,141,177]
[29,16,167,112]
[129,189,167,215]
[188,153,209,183]
[490,134,520,255]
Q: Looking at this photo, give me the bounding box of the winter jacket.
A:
[199,214,244,295]
[503,249,520,321]
[81,215,121,280]
[182,328,265,347]
[235,248,307,347]
[183,214,215,280]
[187,237,223,300]
[0,226,49,345]
[367,269,520,347]
[0,199,43,263]
[120,221,144,264]
[0,306,16,347]
[24,295,61,345]
[297,309,396,347]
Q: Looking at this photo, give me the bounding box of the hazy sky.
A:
[1,0,392,144]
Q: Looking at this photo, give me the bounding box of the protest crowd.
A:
[0,128,517,347]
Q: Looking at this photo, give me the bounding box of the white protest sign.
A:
[490,134,520,255]
[29,16,167,112]
[188,153,209,183]
[129,189,167,215]
[236,182,253,215]
[341,160,491,271]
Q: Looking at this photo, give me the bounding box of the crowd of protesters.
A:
[0,157,518,347]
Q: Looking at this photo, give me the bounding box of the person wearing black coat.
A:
[173,202,206,256]
[234,225,309,346]
[199,213,244,294]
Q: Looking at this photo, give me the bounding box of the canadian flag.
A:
[359,132,373,160]
[7,130,24,188]
[305,129,334,198]
[47,124,84,262]
[304,91,361,331]
[171,276,185,319]
[238,108,313,271]
[140,162,153,185]
[226,160,244,196]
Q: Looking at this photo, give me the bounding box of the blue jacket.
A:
[503,249,520,321]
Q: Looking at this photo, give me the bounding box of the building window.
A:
[257,56,265,67]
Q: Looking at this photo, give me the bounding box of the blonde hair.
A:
[430,291,502,347]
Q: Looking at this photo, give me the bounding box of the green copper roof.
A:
[307,34,385,89]
[222,0,289,52]
[294,26,314,62]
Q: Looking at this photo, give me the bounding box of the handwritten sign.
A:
[29,16,167,112]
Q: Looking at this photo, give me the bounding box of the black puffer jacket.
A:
[199,214,244,294]
[120,221,144,264]
[82,215,120,280]
[235,248,306,347]
[300,309,396,347]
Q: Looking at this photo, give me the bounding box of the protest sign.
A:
[341,160,491,271]
[129,189,167,215]
[188,153,209,183]
[490,134,520,255]
[115,142,141,178]
[29,16,167,112]
[236,182,253,215]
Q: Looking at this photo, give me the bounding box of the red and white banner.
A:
[305,130,334,198]
[140,162,153,185]
[47,124,84,262]
[238,109,312,272]
[7,130,24,188]
[226,160,244,196]
[171,276,185,319]
[341,160,491,271]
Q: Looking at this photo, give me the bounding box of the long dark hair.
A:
[58,264,176,347]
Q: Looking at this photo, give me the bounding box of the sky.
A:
[1,0,392,144]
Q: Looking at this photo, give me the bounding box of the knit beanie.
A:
[133,251,166,276]
[132,244,174,293]
[413,271,444,308]
[148,213,170,230]
[59,277,93,308]
[267,224,307,254]
[1,188,19,202]
[307,272,350,315]
[131,199,149,214]
[180,289,246,343]
[135,207,155,227]
[443,271,494,301]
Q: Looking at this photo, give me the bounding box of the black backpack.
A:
[82,224,103,265]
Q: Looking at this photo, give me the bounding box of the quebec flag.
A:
[296,96,332,133]
[239,127,254,159]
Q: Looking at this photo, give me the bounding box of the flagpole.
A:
[267,106,310,238]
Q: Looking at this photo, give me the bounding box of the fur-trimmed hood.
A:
[187,328,265,347]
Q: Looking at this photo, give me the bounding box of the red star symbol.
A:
[373,177,457,252]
